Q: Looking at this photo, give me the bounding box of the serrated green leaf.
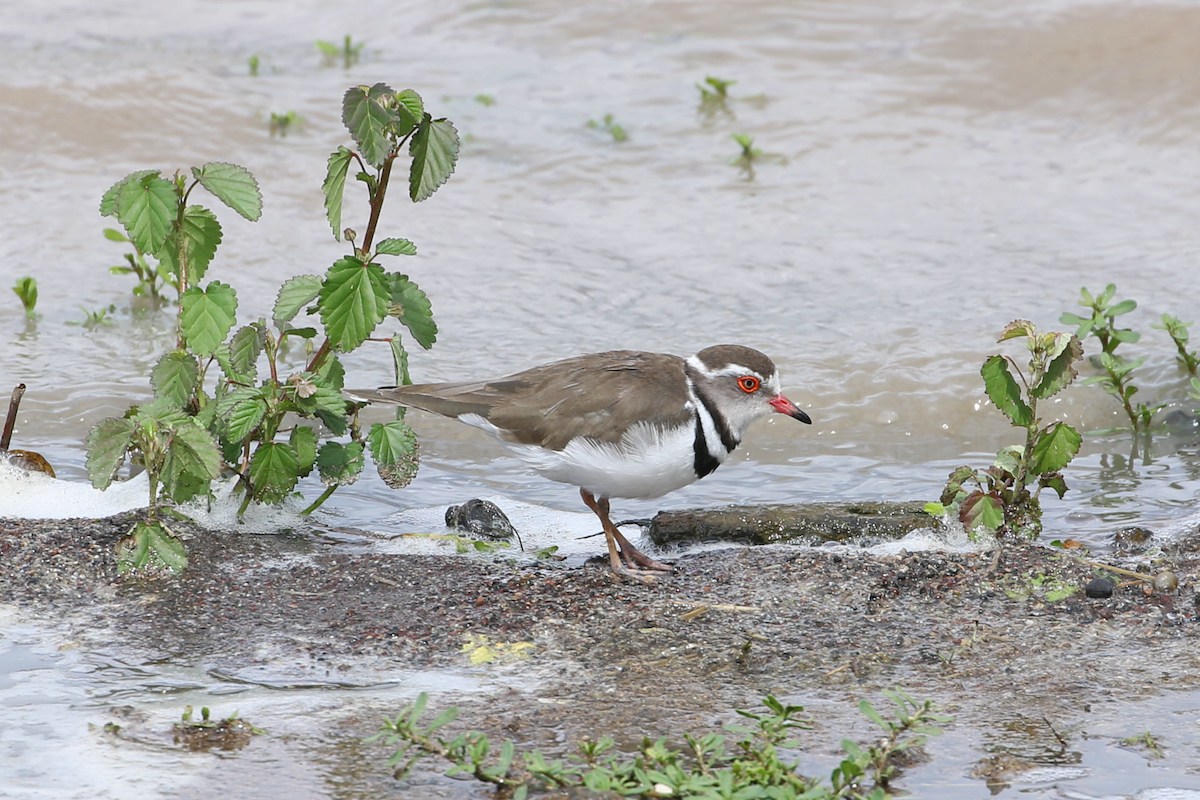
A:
[388,273,437,349]
[343,84,397,169]
[192,162,262,222]
[157,205,223,285]
[998,320,1035,343]
[228,323,266,378]
[316,354,346,390]
[981,355,1032,428]
[249,442,301,504]
[992,445,1023,476]
[85,417,135,490]
[290,426,318,477]
[151,351,199,408]
[224,391,268,443]
[294,384,348,419]
[391,336,411,387]
[273,274,323,329]
[216,385,266,424]
[101,170,159,218]
[1029,422,1082,475]
[322,146,354,241]
[118,520,188,575]
[375,237,417,256]
[319,257,389,351]
[367,420,417,465]
[1031,334,1083,399]
[147,522,189,572]
[316,441,365,486]
[180,281,238,355]
[960,492,1004,532]
[409,117,459,202]
[1039,472,1069,499]
[116,174,177,255]
[161,418,222,503]
[395,89,423,130]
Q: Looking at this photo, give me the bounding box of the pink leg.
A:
[579,489,672,581]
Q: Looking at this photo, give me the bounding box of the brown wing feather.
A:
[349,351,693,451]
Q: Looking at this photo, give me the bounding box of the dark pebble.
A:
[1085,577,1115,599]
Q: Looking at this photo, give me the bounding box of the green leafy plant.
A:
[248,55,260,76]
[587,113,627,142]
[697,75,736,101]
[72,304,117,327]
[104,226,175,301]
[1061,284,1162,432]
[930,321,1084,538]
[317,35,365,69]
[174,705,264,751]
[12,276,37,318]
[87,400,222,573]
[1153,313,1199,375]
[368,689,947,799]
[85,83,460,572]
[731,132,761,162]
[269,111,301,137]
[473,94,495,107]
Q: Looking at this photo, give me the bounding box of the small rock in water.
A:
[1084,577,1115,599]
[445,499,517,541]
[1112,526,1155,550]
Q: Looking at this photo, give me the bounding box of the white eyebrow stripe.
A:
[686,356,765,381]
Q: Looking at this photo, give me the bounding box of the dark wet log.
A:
[646,501,933,547]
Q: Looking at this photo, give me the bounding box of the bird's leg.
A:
[579,489,667,581]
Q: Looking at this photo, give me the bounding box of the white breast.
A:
[509,421,710,500]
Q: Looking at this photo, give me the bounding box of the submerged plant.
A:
[930,320,1084,539]
[1061,284,1162,433]
[269,111,301,137]
[317,34,365,69]
[85,83,460,573]
[1154,313,1199,375]
[12,276,37,318]
[697,75,736,101]
[369,689,947,799]
[731,132,761,161]
[587,113,627,142]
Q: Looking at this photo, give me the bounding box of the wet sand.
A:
[2,513,1199,795]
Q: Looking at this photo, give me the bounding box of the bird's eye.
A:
[737,376,760,393]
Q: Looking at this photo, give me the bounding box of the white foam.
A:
[177,477,310,534]
[0,460,148,519]
[866,519,996,556]
[367,496,640,560]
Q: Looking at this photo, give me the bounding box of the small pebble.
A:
[1084,577,1115,599]
[1152,572,1178,593]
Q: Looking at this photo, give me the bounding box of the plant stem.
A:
[361,152,396,254]
[306,338,332,373]
[299,484,337,516]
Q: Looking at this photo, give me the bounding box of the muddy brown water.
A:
[3,0,1200,796]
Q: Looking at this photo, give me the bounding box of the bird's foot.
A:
[609,528,673,572]
[620,548,673,572]
[607,563,661,584]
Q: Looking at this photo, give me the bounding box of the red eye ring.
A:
[737,376,761,393]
